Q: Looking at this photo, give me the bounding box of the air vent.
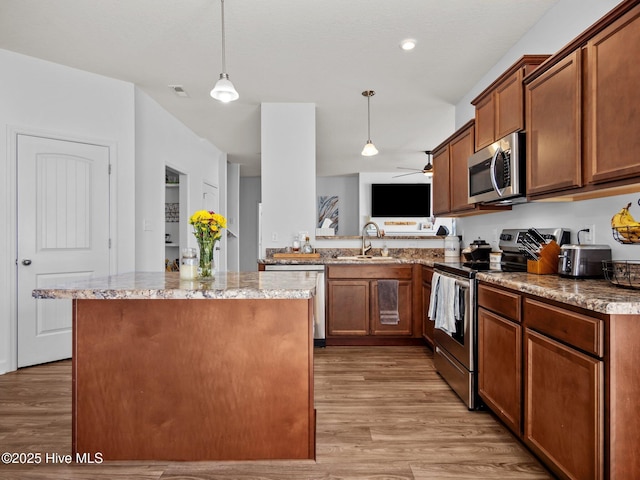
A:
[168,85,189,97]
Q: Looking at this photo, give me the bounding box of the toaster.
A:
[558,244,612,278]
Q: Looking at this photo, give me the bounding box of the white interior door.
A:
[17,135,111,367]
[202,182,221,272]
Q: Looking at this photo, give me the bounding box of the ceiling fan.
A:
[393,151,434,178]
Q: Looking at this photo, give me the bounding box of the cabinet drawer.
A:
[478,283,521,322]
[327,265,412,280]
[524,298,603,357]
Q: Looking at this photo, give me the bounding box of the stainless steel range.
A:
[430,261,480,409]
[431,227,570,410]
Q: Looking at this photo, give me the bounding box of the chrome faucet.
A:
[361,221,381,256]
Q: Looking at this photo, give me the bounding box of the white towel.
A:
[428,272,458,336]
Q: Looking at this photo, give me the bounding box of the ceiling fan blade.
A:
[392,171,420,178]
[396,167,423,171]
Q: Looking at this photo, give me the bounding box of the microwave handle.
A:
[489,148,504,197]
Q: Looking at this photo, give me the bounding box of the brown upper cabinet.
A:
[472,55,550,151]
[585,4,640,185]
[432,120,512,217]
[525,50,583,196]
[524,1,640,200]
[432,120,476,216]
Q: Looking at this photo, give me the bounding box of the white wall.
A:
[316,175,360,236]
[457,193,640,260]
[134,89,224,272]
[239,177,261,270]
[0,49,136,374]
[261,103,316,255]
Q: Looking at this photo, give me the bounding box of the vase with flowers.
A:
[189,210,227,279]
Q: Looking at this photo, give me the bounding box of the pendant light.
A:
[361,90,378,156]
[210,0,239,103]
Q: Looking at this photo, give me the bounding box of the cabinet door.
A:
[524,329,604,480]
[526,50,582,196]
[327,280,369,336]
[422,282,434,345]
[495,69,524,140]
[449,125,475,213]
[478,308,521,436]
[370,279,413,336]
[586,5,640,184]
[432,145,451,215]
[474,93,495,151]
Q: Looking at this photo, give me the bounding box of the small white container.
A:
[180,248,198,280]
[490,252,502,270]
[444,235,460,261]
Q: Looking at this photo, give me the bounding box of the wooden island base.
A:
[72,298,315,461]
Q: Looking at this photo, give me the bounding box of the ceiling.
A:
[0,0,559,177]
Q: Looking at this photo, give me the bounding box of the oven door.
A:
[432,272,474,372]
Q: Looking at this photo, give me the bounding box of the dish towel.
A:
[378,279,400,325]
[428,272,457,335]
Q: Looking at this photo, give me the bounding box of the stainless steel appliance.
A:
[431,262,479,409]
[558,244,612,278]
[499,227,570,271]
[467,132,526,205]
[430,228,570,409]
[263,264,325,347]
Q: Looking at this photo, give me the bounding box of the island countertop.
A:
[32,271,317,300]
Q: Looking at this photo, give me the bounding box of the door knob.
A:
[22,259,32,266]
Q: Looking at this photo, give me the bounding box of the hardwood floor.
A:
[0,346,553,479]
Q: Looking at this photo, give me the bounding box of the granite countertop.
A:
[476,270,640,315]
[32,271,317,300]
[259,253,640,315]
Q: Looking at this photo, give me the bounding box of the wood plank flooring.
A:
[0,346,553,479]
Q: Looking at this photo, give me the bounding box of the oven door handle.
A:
[489,148,504,197]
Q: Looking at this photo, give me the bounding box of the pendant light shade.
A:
[361,90,378,156]
[211,73,239,103]
[210,0,238,103]
[362,140,379,156]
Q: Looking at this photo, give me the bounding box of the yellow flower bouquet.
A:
[189,210,227,278]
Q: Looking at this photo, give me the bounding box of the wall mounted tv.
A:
[371,183,431,218]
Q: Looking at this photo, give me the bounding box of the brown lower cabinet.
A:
[326,264,422,345]
[478,281,640,480]
[421,266,434,347]
[524,328,603,480]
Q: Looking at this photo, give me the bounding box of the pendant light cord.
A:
[220,0,227,73]
[367,94,371,141]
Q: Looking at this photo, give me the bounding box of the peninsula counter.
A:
[33,271,318,462]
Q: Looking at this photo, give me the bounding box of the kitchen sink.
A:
[335,255,394,260]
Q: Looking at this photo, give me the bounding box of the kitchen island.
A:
[33,271,317,462]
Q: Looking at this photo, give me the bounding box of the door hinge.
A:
[109,238,112,249]
[108,164,112,175]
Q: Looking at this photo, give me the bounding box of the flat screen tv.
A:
[371,183,431,218]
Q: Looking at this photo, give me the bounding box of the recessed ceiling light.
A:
[400,39,416,51]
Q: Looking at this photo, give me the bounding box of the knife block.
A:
[527,240,561,274]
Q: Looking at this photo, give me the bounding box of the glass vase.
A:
[198,239,215,280]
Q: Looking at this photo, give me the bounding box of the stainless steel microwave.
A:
[467,132,526,205]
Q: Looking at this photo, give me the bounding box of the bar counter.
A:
[33,271,317,462]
